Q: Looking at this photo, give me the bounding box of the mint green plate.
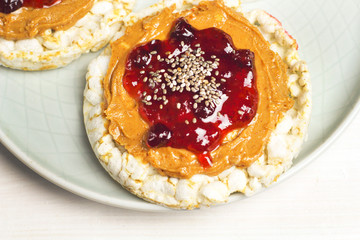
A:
[0,0,359,211]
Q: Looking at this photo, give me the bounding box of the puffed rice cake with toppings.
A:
[0,0,135,71]
[83,0,311,209]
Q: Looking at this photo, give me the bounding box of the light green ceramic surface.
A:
[0,0,359,211]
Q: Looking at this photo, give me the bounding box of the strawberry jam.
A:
[0,0,60,13]
[123,18,258,167]
[23,0,60,8]
[0,0,23,13]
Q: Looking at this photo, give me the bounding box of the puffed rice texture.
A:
[0,0,135,71]
[83,0,311,209]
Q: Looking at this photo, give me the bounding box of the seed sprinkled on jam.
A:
[0,0,61,13]
[123,18,258,168]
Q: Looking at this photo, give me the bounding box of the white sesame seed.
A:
[141,45,224,108]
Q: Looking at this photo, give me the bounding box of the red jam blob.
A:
[0,0,23,13]
[0,0,60,13]
[123,18,258,167]
[23,0,60,8]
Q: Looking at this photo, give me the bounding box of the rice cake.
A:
[0,0,135,70]
[83,0,311,209]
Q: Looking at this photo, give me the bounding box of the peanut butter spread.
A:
[104,1,293,178]
[0,0,94,40]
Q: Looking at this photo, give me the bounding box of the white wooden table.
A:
[1,114,359,239]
